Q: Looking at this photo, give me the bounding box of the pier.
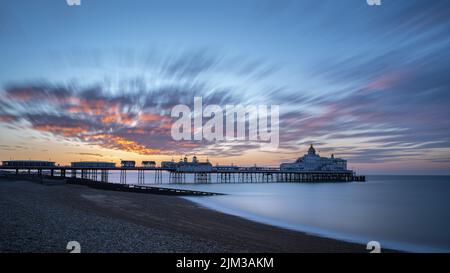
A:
[0,165,365,184]
[0,145,366,185]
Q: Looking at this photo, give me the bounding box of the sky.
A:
[0,0,449,174]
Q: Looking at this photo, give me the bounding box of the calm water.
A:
[107,173,450,252]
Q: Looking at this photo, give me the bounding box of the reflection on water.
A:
[107,173,450,252]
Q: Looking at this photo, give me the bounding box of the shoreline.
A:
[184,196,425,253]
[0,178,372,253]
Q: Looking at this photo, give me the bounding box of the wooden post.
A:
[120,169,126,184]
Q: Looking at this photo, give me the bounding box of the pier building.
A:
[121,160,136,168]
[176,156,212,172]
[280,145,347,171]
[214,165,239,171]
[161,160,177,170]
[142,161,156,167]
[1,160,55,168]
[71,161,116,168]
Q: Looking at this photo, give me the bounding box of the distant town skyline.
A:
[1,0,450,175]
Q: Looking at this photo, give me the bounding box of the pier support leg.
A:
[100,170,108,182]
[154,170,162,184]
[120,170,126,184]
[138,170,144,184]
[194,172,209,183]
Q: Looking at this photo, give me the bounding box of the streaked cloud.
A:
[0,0,449,172]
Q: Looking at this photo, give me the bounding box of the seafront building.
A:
[1,160,55,168]
[280,144,347,171]
[176,155,212,172]
[121,160,136,168]
[161,160,177,170]
[214,164,239,171]
[71,161,116,168]
[141,161,156,167]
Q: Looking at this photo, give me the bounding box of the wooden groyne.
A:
[66,177,223,196]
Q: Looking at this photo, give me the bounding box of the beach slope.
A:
[0,179,366,253]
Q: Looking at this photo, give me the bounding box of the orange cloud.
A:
[87,133,161,155]
[6,87,41,101]
[139,113,162,122]
[67,98,120,116]
[159,122,172,130]
[33,124,90,137]
[126,128,147,134]
[0,115,17,123]
[101,112,135,125]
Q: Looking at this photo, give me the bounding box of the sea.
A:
[107,172,450,252]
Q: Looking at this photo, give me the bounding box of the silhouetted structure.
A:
[71,161,116,168]
[280,144,347,171]
[121,160,136,168]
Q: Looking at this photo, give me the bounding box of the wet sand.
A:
[0,178,367,253]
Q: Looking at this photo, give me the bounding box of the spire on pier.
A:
[308,144,316,155]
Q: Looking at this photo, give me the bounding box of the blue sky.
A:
[0,0,449,174]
